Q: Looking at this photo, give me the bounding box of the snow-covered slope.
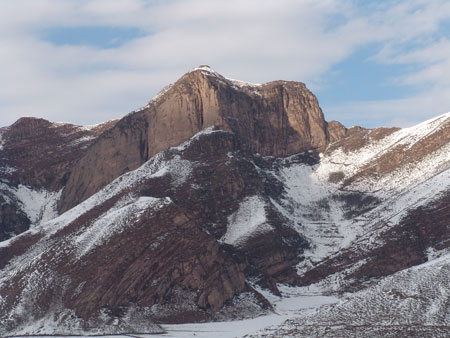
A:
[0,148,196,335]
[318,112,450,194]
[250,252,450,338]
[263,112,450,284]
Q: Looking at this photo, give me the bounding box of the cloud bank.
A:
[1,0,450,128]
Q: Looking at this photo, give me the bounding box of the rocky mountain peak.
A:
[7,117,53,141]
[58,68,340,212]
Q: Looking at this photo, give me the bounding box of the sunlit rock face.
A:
[58,66,336,213]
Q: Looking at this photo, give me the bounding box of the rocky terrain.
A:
[0,66,449,337]
[0,118,117,241]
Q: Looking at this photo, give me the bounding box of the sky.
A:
[1,0,450,128]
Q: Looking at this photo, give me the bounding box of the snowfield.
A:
[6,291,338,338]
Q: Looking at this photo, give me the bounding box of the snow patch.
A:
[190,65,262,94]
[172,126,227,152]
[68,134,95,147]
[221,195,272,246]
[12,185,61,225]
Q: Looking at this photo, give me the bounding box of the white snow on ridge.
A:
[221,195,272,246]
[149,83,175,105]
[39,151,192,238]
[191,65,262,94]
[317,111,450,193]
[68,134,95,147]
[172,126,227,152]
[131,83,175,113]
[14,185,61,225]
[74,196,171,257]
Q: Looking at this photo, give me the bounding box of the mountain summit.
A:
[58,66,346,213]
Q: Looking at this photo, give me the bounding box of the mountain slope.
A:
[250,252,450,338]
[291,112,450,290]
[0,128,312,336]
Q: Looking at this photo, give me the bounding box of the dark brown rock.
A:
[1,117,117,191]
[0,195,30,242]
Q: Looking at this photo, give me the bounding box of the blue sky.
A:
[1,0,450,128]
[41,26,145,48]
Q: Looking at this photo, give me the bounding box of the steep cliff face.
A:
[58,66,334,212]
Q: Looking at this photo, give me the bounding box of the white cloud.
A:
[0,0,450,128]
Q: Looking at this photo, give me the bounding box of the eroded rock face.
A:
[327,120,348,143]
[59,67,336,212]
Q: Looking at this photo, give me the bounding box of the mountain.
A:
[0,66,449,336]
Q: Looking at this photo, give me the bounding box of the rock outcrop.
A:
[0,117,117,191]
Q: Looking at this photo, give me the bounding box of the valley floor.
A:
[7,290,338,338]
